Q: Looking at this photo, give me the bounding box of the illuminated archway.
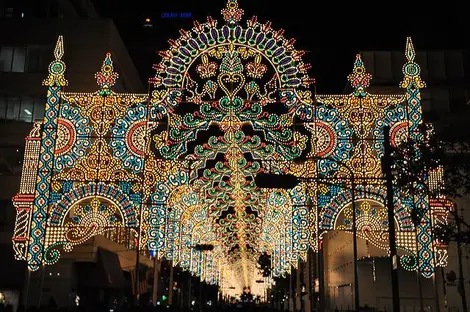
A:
[11,1,447,293]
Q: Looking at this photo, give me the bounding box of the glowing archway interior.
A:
[12,0,449,297]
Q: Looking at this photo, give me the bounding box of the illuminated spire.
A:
[400,37,425,89]
[43,35,68,87]
[347,54,371,93]
[95,53,119,91]
[221,0,244,24]
[405,37,416,63]
[54,36,64,60]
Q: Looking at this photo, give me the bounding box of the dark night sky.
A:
[92,0,468,93]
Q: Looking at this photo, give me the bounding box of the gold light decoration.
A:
[12,1,445,297]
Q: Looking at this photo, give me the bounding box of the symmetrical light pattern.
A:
[12,0,448,297]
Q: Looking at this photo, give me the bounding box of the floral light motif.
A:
[95,53,119,91]
[221,0,244,24]
[348,54,372,94]
[246,54,268,79]
[196,54,218,79]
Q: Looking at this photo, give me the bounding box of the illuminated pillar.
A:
[399,37,434,277]
[28,36,68,271]
[12,122,42,261]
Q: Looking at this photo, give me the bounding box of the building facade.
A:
[0,1,149,310]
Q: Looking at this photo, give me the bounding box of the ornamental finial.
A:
[221,0,244,24]
[43,35,68,87]
[54,35,64,60]
[347,54,371,92]
[405,37,416,63]
[95,53,119,90]
[400,37,425,89]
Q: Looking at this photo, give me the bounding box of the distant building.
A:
[359,49,469,131]
[0,0,149,310]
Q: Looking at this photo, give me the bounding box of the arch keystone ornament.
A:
[13,1,447,299]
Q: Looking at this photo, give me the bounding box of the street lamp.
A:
[255,156,360,312]
[382,126,401,312]
[191,243,214,308]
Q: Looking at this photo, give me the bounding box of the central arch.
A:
[153,19,312,89]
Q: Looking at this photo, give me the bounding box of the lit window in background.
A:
[1,45,52,73]
[6,97,20,120]
[12,47,25,72]
[0,46,26,72]
[0,47,13,72]
[0,96,45,122]
[20,97,34,122]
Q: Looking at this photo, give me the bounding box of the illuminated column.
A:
[27,36,68,271]
[399,37,434,277]
[12,122,43,260]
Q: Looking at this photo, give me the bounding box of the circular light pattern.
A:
[126,121,147,157]
[55,118,76,156]
[50,60,65,75]
[109,103,148,172]
[68,197,122,229]
[310,121,337,157]
[390,121,409,148]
